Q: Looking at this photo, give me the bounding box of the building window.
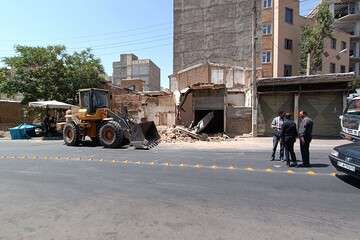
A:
[284,65,292,76]
[285,8,294,24]
[262,51,272,63]
[262,24,272,35]
[263,0,272,9]
[341,41,347,50]
[350,64,355,72]
[211,69,224,84]
[284,39,293,50]
[330,63,336,73]
[340,65,346,73]
[331,38,337,49]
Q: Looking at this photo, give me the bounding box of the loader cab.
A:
[79,89,110,114]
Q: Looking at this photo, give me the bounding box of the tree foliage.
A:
[0,45,105,104]
[300,2,334,74]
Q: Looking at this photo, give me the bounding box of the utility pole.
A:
[306,53,311,76]
[251,0,258,137]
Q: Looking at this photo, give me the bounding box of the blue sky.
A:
[0,0,318,88]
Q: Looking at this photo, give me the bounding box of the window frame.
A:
[284,38,293,50]
[330,63,336,73]
[262,24,272,35]
[263,0,272,9]
[262,51,272,64]
[284,64,293,77]
[285,7,294,24]
[340,65,346,73]
[331,38,337,49]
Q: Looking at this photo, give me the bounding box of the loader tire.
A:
[63,123,80,146]
[99,121,124,148]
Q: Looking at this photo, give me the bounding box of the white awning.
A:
[28,100,73,109]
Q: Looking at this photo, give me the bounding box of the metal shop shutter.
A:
[258,94,294,136]
[299,92,343,137]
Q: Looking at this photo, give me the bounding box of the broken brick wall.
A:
[143,94,176,127]
[175,64,210,90]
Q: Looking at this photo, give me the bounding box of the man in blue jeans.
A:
[271,111,285,161]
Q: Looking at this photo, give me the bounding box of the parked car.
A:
[329,143,360,179]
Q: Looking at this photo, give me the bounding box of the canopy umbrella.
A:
[28,100,73,109]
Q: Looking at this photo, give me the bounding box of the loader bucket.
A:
[130,121,161,149]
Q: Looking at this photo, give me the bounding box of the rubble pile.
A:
[160,128,203,143]
[160,127,247,143]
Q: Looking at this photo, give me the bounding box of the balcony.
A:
[350,47,360,62]
[334,3,358,19]
[333,3,360,33]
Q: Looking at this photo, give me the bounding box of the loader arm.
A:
[107,110,161,149]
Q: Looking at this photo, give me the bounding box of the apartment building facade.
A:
[328,0,360,75]
[261,0,351,78]
[112,54,161,91]
[173,0,260,73]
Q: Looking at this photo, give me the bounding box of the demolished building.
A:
[170,62,256,136]
[103,82,176,128]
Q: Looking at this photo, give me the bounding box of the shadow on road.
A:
[336,174,360,190]
[292,163,330,168]
[309,163,330,168]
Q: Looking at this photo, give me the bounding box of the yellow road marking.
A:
[0,155,337,177]
[307,171,317,176]
[287,170,295,174]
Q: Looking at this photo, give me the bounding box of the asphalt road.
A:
[0,139,359,240]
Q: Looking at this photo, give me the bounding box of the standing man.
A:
[271,111,285,161]
[299,111,314,167]
[281,113,298,167]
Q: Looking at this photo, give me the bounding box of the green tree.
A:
[62,49,105,103]
[0,45,105,104]
[300,2,334,74]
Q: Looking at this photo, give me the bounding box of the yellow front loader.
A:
[59,88,160,149]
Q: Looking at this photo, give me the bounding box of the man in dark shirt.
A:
[298,111,314,167]
[281,113,298,167]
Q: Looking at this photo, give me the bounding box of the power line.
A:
[95,43,172,57]
[0,22,172,43]
[68,33,173,50]
[85,37,172,52]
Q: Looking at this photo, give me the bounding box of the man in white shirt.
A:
[271,111,285,161]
